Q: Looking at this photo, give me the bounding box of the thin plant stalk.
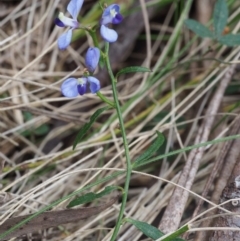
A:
[96,91,116,108]
[104,42,132,241]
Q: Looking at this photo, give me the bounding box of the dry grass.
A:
[1,0,240,240]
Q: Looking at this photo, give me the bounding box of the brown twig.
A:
[210,155,240,240]
[158,64,237,233]
[194,116,240,240]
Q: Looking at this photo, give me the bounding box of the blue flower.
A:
[85,47,100,73]
[55,0,84,49]
[101,4,123,25]
[61,76,100,97]
[100,4,123,43]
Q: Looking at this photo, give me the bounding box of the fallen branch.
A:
[159,63,237,233]
[0,196,118,240]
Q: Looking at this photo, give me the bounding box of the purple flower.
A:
[100,4,123,43]
[55,0,84,49]
[85,47,100,73]
[61,76,100,97]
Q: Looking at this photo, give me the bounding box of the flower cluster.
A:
[61,47,100,97]
[55,0,123,49]
[56,0,123,97]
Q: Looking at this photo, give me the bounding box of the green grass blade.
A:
[132,131,165,168]
[134,134,240,168]
[67,186,119,208]
[73,106,110,150]
[116,66,151,78]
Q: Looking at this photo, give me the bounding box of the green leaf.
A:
[116,66,151,78]
[132,131,165,168]
[73,106,110,150]
[23,111,33,121]
[213,0,228,38]
[126,218,163,240]
[67,186,118,208]
[225,83,240,94]
[126,218,185,241]
[21,130,31,137]
[218,34,240,46]
[184,19,213,38]
[34,124,50,136]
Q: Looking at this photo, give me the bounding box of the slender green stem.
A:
[88,29,99,48]
[96,91,116,108]
[104,43,132,241]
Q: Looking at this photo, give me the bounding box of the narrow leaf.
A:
[127,218,163,240]
[73,106,109,150]
[116,66,151,78]
[132,131,165,168]
[213,0,228,38]
[218,34,240,46]
[126,218,185,241]
[158,225,188,241]
[184,19,213,38]
[67,186,118,208]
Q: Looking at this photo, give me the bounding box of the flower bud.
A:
[85,47,100,73]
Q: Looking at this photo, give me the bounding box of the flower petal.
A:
[112,13,123,24]
[101,15,113,25]
[61,78,78,97]
[58,29,73,50]
[77,77,87,95]
[54,18,65,27]
[100,25,118,43]
[77,84,87,95]
[110,4,120,13]
[58,12,78,28]
[87,76,100,93]
[85,47,100,73]
[67,0,83,19]
[101,4,120,25]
